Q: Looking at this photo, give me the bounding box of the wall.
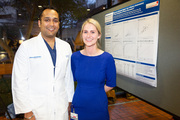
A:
[92,0,180,117]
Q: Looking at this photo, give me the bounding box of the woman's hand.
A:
[104,85,113,92]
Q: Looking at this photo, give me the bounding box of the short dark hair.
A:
[38,6,59,21]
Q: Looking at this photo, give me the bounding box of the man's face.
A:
[38,9,59,40]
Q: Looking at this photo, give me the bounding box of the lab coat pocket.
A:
[56,56,69,77]
[30,96,47,119]
[57,91,68,114]
[29,56,42,68]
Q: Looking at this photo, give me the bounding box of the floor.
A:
[0,95,174,120]
[108,96,173,120]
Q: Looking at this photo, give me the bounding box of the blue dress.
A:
[71,51,116,120]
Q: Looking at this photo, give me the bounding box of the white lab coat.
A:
[12,33,74,120]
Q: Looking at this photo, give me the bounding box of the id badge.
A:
[70,112,78,120]
[71,104,78,120]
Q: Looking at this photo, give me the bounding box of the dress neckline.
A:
[79,51,105,57]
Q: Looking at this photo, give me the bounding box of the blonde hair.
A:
[80,18,102,49]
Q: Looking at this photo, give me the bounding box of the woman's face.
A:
[82,23,101,48]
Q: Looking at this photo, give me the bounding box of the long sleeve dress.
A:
[71,51,116,120]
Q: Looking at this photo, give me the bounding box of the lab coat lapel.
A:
[37,33,54,68]
[55,38,62,75]
[54,38,68,79]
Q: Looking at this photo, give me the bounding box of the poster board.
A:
[105,0,160,87]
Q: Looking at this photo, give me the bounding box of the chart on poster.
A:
[105,0,160,87]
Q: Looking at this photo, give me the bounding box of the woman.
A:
[71,18,116,120]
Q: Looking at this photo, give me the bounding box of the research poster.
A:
[105,0,160,87]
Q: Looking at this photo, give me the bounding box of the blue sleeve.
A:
[105,54,116,87]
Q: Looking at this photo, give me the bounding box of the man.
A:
[12,6,74,120]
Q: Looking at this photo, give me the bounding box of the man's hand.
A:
[68,102,72,120]
[24,111,35,120]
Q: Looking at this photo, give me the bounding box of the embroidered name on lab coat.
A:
[29,56,41,58]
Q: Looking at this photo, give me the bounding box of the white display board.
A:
[105,0,160,87]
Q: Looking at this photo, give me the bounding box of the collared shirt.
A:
[43,39,56,67]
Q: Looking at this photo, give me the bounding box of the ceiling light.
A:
[21,36,25,40]
[19,40,24,44]
[38,5,42,8]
